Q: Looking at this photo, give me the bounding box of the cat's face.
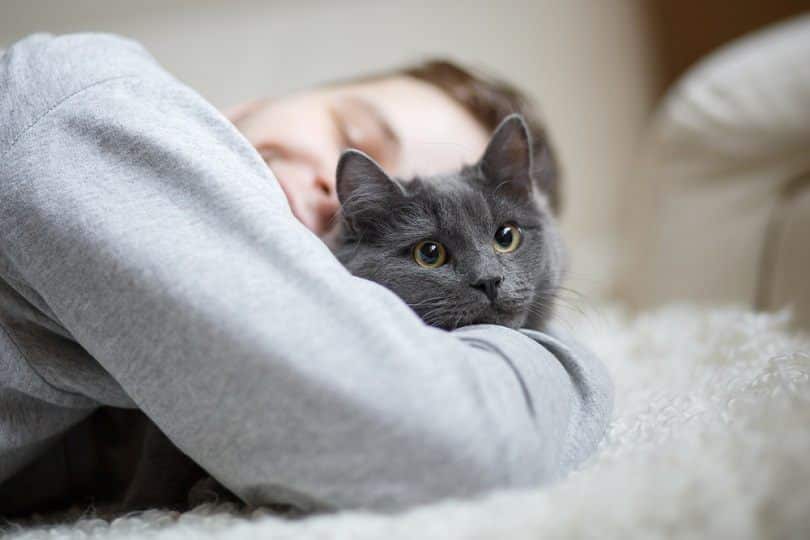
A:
[333,115,565,330]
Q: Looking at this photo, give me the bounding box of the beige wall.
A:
[1,0,662,298]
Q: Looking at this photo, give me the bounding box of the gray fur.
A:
[333,114,565,330]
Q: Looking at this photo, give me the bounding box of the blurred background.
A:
[3,0,809,327]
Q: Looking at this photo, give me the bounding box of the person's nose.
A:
[267,158,340,235]
[289,173,339,236]
[308,173,340,233]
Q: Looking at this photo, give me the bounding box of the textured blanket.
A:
[5,304,809,539]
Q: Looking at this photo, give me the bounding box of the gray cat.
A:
[333,114,565,331]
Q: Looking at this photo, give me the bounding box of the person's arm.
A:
[0,33,612,511]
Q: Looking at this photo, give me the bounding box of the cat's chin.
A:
[446,307,528,330]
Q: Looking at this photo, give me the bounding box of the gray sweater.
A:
[0,33,613,515]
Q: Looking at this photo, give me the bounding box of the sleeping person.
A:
[0,33,613,516]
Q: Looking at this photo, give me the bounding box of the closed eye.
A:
[330,97,400,167]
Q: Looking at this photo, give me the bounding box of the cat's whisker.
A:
[490,180,513,198]
[545,296,591,324]
[555,286,590,303]
[406,296,450,308]
[549,285,607,324]
[414,303,454,324]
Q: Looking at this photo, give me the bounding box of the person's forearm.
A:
[0,33,611,511]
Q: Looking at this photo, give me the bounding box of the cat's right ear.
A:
[478,114,533,199]
[336,149,406,211]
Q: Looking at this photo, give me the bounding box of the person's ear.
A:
[478,114,533,198]
[336,150,406,227]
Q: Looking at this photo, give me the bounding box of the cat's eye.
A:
[493,223,521,253]
[413,240,447,269]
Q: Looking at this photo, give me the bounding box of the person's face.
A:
[226,76,489,237]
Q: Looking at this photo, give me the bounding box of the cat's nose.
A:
[471,276,503,303]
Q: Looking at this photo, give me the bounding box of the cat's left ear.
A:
[336,149,406,207]
[335,150,407,235]
[478,114,533,198]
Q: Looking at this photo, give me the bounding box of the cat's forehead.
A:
[413,169,476,196]
[392,172,531,241]
[359,166,547,245]
[409,175,489,222]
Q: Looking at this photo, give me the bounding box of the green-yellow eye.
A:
[493,223,521,253]
[413,240,447,268]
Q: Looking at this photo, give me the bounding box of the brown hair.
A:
[400,60,561,213]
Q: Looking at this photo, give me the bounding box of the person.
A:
[223,60,562,239]
[0,33,612,516]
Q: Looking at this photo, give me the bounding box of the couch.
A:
[620,14,810,331]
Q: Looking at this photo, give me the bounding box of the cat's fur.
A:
[333,114,565,330]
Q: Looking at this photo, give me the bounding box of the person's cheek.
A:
[266,159,330,234]
[266,160,306,215]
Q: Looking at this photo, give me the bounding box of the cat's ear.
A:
[336,149,406,219]
[478,114,533,198]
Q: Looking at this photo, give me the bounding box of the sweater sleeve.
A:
[0,33,612,512]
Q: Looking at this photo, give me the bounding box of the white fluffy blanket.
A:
[5,304,810,539]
